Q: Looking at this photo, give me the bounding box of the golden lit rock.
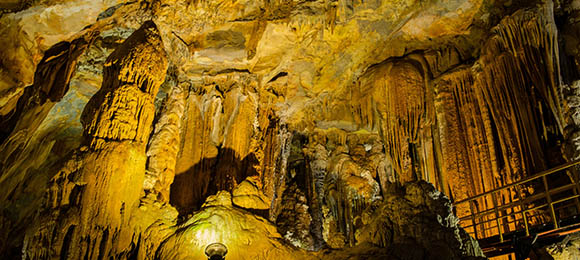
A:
[21,20,168,259]
[231,176,270,210]
[1,0,579,259]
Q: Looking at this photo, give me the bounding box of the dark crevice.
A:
[268,72,288,83]
[60,225,76,260]
[210,68,251,76]
[97,229,108,260]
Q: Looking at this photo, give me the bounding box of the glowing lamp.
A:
[205,242,228,260]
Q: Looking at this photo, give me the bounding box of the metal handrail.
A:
[455,160,580,204]
[455,160,580,242]
[458,182,578,221]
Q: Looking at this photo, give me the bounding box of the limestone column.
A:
[23,21,168,260]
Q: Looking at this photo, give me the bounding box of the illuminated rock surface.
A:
[544,231,580,260]
[157,181,483,260]
[1,0,580,259]
[22,20,168,259]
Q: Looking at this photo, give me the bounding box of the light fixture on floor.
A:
[205,242,228,260]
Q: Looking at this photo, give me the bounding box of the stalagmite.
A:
[22,21,168,259]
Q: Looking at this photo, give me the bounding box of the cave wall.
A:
[1,0,580,259]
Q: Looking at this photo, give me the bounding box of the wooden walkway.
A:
[454,160,580,259]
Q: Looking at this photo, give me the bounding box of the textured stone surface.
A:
[231,176,270,210]
[21,20,168,259]
[544,231,580,260]
[1,0,580,259]
[157,181,485,260]
[144,80,186,201]
[356,181,485,260]
[157,194,304,260]
[276,182,315,249]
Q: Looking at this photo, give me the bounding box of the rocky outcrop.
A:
[0,33,94,172]
[356,181,485,260]
[157,191,305,260]
[544,231,580,260]
[563,80,580,161]
[156,181,484,260]
[231,176,270,210]
[0,0,117,128]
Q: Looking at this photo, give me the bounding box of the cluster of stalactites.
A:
[352,8,562,211]
[81,21,168,149]
[433,68,480,202]
[359,59,433,183]
[476,9,561,176]
[426,9,563,231]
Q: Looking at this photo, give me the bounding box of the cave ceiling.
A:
[0,0,513,132]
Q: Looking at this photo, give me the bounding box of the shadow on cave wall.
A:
[170,147,259,216]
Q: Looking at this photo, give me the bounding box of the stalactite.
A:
[1,0,570,258]
[434,68,501,237]
[170,73,262,213]
[304,136,329,249]
[144,82,187,202]
[426,9,563,237]
[434,69,477,202]
[364,60,429,183]
[296,130,385,248]
[476,9,562,176]
[262,123,293,222]
[349,79,378,130]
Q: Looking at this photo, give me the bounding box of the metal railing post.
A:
[514,184,530,237]
[454,160,580,245]
[491,192,503,242]
[523,210,530,237]
[542,175,558,229]
[469,200,479,239]
[572,170,580,214]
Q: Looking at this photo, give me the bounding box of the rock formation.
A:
[22,20,168,259]
[543,231,580,260]
[1,0,580,259]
